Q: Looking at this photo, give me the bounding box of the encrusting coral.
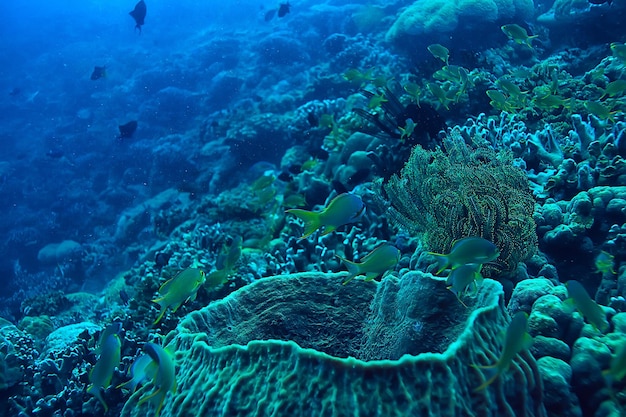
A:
[120,271,545,417]
[380,130,537,276]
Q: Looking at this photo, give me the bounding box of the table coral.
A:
[120,271,545,417]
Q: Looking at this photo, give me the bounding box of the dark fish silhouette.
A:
[9,87,21,97]
[90,66,106,80]
[278,2,290,18]
[119,290,130,306]
[129,0,147,32]
[118,120,138,139]
[264,9,277,21]
[588,0,612,4]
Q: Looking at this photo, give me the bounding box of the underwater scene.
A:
[1,0,626,416]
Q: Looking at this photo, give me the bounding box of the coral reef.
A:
[381,130,537,275]
[121,271,545,417]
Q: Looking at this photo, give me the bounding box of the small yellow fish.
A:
[565,280,609,332]
[403,82,421,106]
[496,78,527,99]
[206,236,242,286]
[532,93,570,111]
[344,68,374,85]
[610,42,626,64]
[137,343,177,417]
[398,118,416,142]
[595,250,616,275]
[446,263,483,307]
[429,237,500,275]
[152,268,206,325]
[600,80,626,99]
[87,334,122,412]
[251,174,276,191]
[287,193,365,239]
[427,44,450,66]
[427,82,451,110]
[300,158,318,172]
[603,341,626,383]
[473,312,532,391]
[501,24,537,48]
[338,243,400,285]
[583,100,615,121]
[368,93,388,109]
[117,354,154,392]
[283,193,307,207]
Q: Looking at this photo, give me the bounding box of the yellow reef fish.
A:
[446,263,483,307]
[94,322,122,355]
[584,100,616,121]
[152,268,206,325]
[206,236,242,286]
[398,118,416,142]
[368,92,388,109]
[286,193,365,239]
[338,243,400,285]
[427,44,450,66]
[604,341,626,383]
[137,343,177,417]
[600,80,626,99]
[610,42,626,64]
[87,334,122,412]
[117,354,154,392]
[565,280,609,332]
[427,82,451,110]
[595,251,616,275]
[344,68,374,85]
[429,237,499,274]
[501,24,537,48]
[473,311,532,391]
[403,82,421,106]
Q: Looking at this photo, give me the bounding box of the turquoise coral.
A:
[120,271,546,417]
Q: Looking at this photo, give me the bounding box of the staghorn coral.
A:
[381,130,537,275]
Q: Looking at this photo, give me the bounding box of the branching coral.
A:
[381,130,537,275]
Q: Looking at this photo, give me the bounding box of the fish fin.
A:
[159,278,174,294]
[87,385,109,412]
[363,272,380,282]
[153,307,167,325]
[154,392,167,417]
[138,387,161,406]
[427,252,449,275]
[286,209,321,239]
[170,302,183,313]
[562,298,576,313]
[522,333,534,350]
[320,225,337,236]
[337,255,360,285]
[473,367,500,392]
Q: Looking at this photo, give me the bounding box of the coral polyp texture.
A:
[382,131,537,275]
[121,272,545,417]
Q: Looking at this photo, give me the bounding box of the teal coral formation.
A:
[386,0,534,41]
[121,272,545,417]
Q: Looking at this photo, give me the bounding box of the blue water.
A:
[1,1,625,416]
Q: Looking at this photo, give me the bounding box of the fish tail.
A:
[153,307,167,325]
[286,209,321,239]
[427,252,449,275]
[87,385,109,412]
[337,255,360,285]
[471,365,500,392]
